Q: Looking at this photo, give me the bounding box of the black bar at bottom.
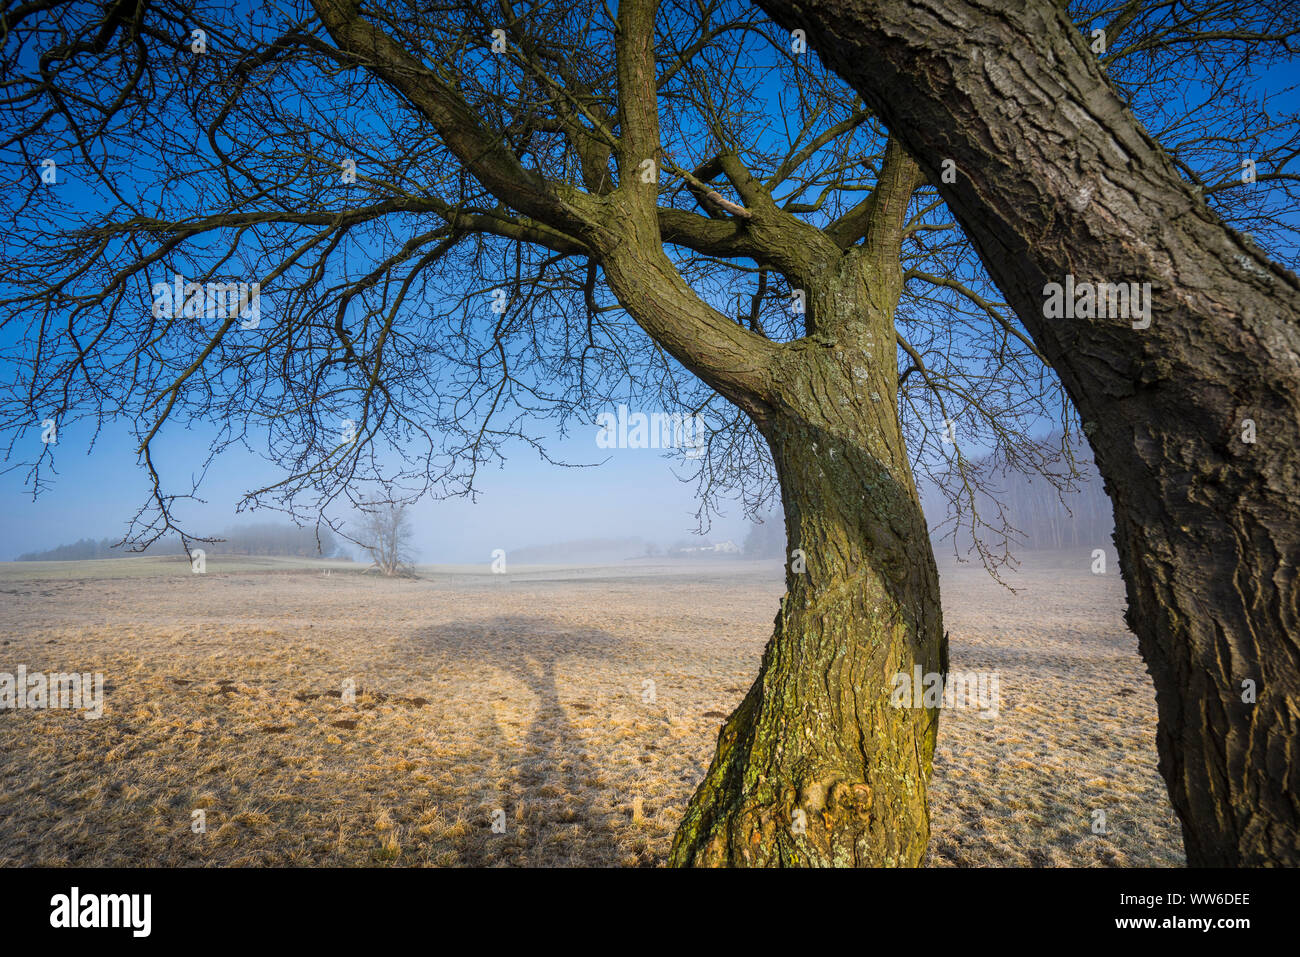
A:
[0,866,1289,945]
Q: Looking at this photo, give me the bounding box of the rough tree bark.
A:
[667,266,946,866]
[592,121,948,864]
[638,141,948,865]
[598,191,950,865]
[758,0,1300,865]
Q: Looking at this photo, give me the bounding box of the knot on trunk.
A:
[796,776,874,819]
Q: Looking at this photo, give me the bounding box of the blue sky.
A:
[0,408,755,562]
[1,3,1295,563]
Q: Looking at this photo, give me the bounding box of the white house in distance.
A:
[672,540,740,556]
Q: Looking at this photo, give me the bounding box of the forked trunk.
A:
[670,348,945,866]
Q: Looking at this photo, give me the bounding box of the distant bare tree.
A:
[352,501,414,577]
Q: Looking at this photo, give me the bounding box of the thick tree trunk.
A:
[587,32,948,864]
[758,0,1300,864]
[671,327,945,866]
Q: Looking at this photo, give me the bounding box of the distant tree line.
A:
[16,537,124,561]
[16,523,346,561]
[743,516,787,558]
[206,523,347,558]
[977,462,1113,551]
[924,445,1114,553]
[509,537,648,564]
[743,441,1114,559]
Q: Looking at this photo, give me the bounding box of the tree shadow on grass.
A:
[399,616,634,866]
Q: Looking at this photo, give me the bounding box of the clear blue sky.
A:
[0,413,755,562]
[1,4,1295,563]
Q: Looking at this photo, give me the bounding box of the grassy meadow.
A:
[0,553,1183,866]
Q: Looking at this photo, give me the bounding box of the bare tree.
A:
[758,0,1300,865]
[0,0,1174,865]
[352,500,414,576]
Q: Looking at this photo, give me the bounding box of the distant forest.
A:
[16,523,347,561]
[742,514,786,558]
[508,537,649,564]
[924,446,1114,553]
[745,444,1114,558]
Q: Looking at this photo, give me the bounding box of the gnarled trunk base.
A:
[671,407,945,866]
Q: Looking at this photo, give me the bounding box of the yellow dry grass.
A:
[0,553,1183,866]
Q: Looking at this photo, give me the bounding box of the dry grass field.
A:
[0,551,1184,867]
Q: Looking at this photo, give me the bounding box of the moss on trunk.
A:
[671,329,945,866]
